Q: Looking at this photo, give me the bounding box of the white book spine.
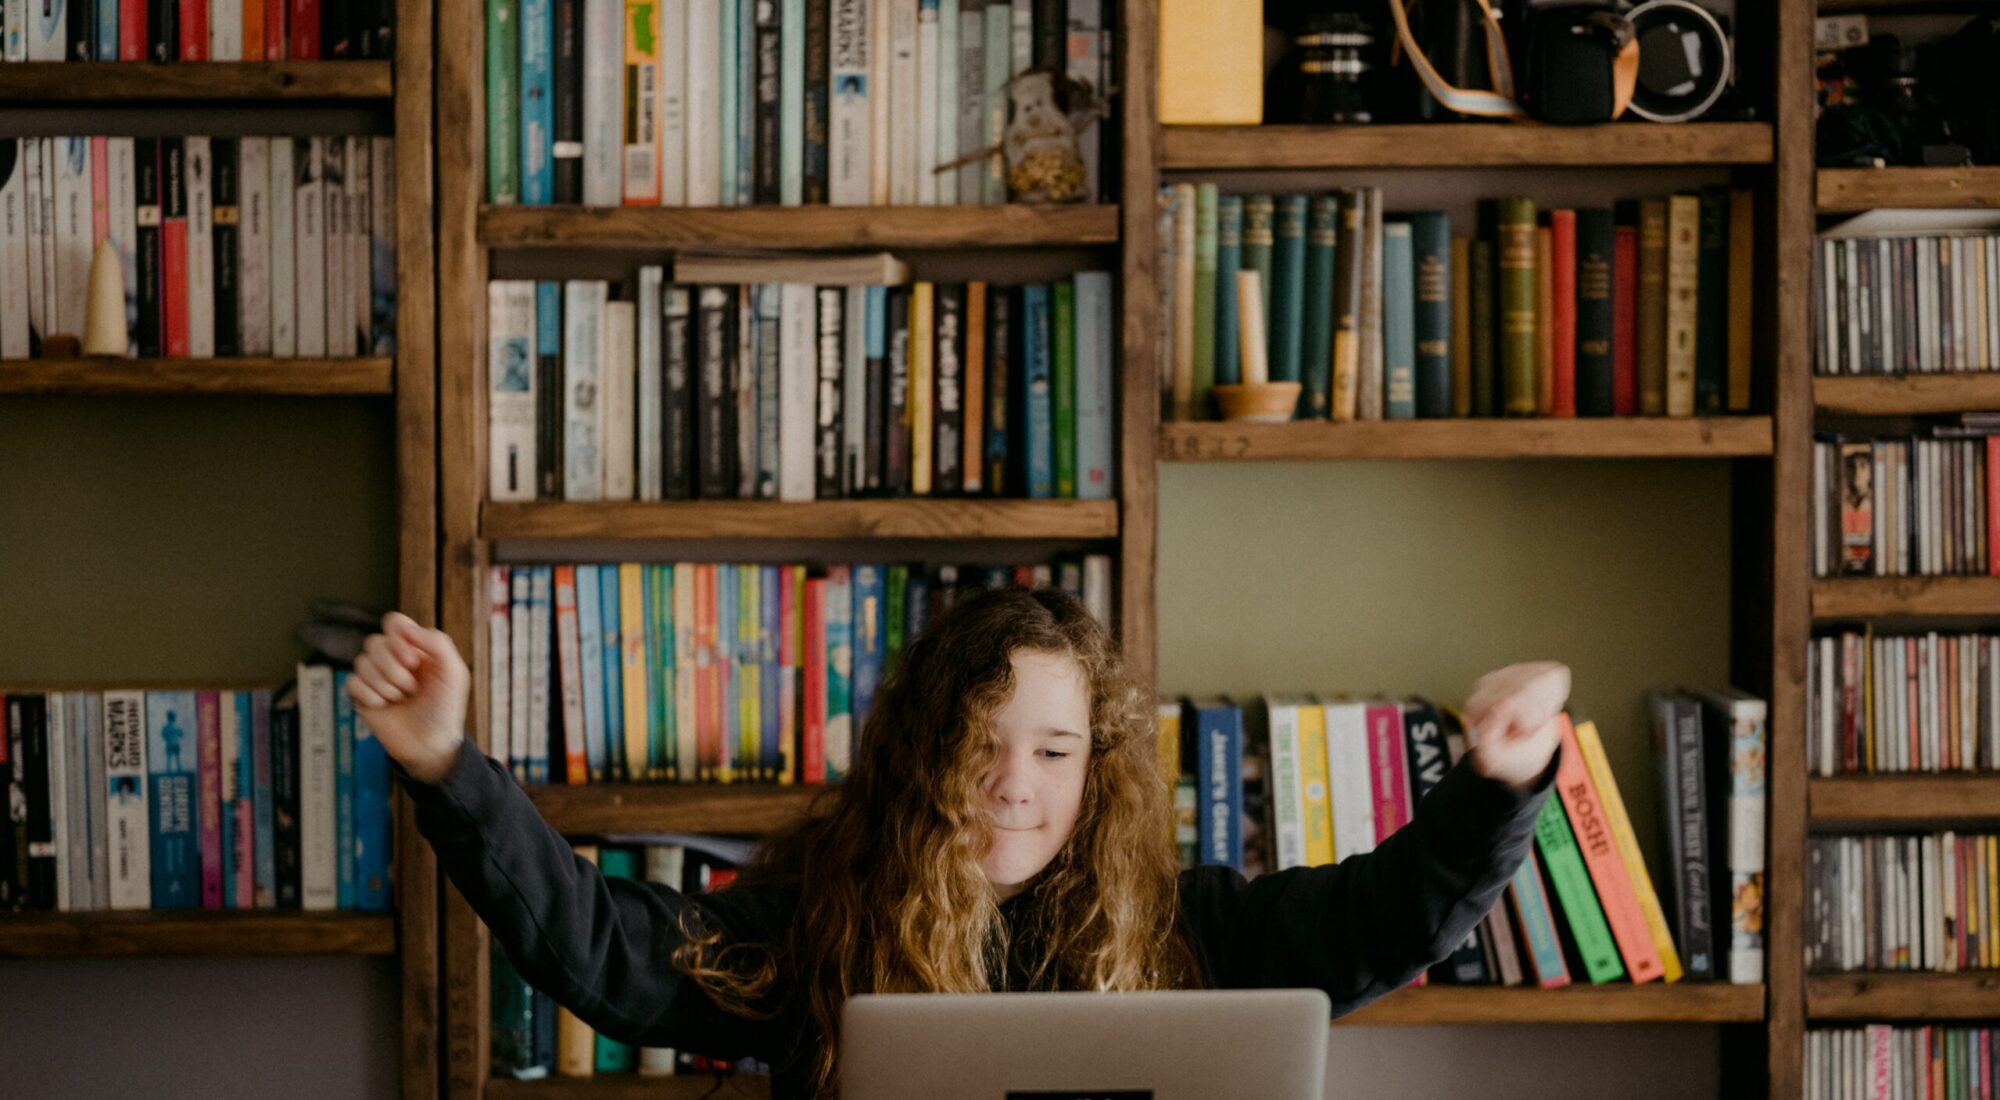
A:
[685,0,723,205]
[868,0,891,203]
[623,0,661,204]
[294,138,326,357]
[841,284,866,490]
[658,0,688,205]
[237,138,272,356]
[270,137,297,357]
[1082,552,1110,628]
[103,691,151,910]
[887,0,917,205]
[26,0,60,58]
[829,0,872,206]
[528,567,553,780]
[637,265,664,499]
[185,137,216,357]
[1266,700,1304,872]
[956,2,983,201]
[60,696,88,909]
[298,664,338,912]
[322,138,349,357]
[3,0,23,61]
[104,138,139,356]
[509,568,533,773]
[48,694,71,911]
[1074,269,1113,499]
[934,0,956,205]
[602,299,637,500]
[1008,0,1029,73]
[0,138,28,359]
[348,136,372,355]
[563,279,607,500]
[981,4,1007,201]
[581,0,625,205]
[486,566,511,764]
[777,282,817,501]
[211,0,242,58]
[1064,0,1099,200]
[26,138,46,352]
[369,135,396,356]
[54,136,92,342]
[488,279,539,501]
[914,0,937,204]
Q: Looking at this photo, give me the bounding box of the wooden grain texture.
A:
[1160,123,1774,170]
[488,1077,773,1100]
[1809,776,2000,825]
[1337,983,1767,1026]
[527,784,826,836]
[1118,0,1161,698]
[1158,418,1774,461]
[0,357,393,395]
[0,61,391,100]
[1817,167,2000,212]
[0,912,396,957]
[1806,973,2000,1020]
[480,204,1120,249]
[1814,374,2000,416]
[481,500,1122,541]
[1811,576,2000,619]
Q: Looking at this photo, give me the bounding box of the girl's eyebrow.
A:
[1046,729,1086,740]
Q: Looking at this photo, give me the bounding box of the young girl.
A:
[353,587,1568,1098]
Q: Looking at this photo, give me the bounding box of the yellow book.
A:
[784,565,807,785]
[619,563,651,783]
[1155,701,1181,788]
[1158,0,1261,125]
[911,282,934,495]
[1726,188,1753,412]
[621,0,660,204]
[556,843,601,1077]
[1574,719,1686,982]
[1664,193,1701,418]
[740,564,762,782]
[1295,697,1335,866]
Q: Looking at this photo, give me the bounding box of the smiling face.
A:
[978,649,1092,900]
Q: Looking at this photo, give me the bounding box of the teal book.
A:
[781,0,806,205]
[333,675,357,909]
[1301,194,1337,419]
[1021,284,1054,498]
[147,691,201,910]
[576,566,607,782]
[485,0,520,202]
[1409,211,1453,418]
[1052,279,1078,498]
[1382,220,1417,420]
[598,564,625,783]
[1533,795,1626,984]
[1507,846,1574,987]
[1242,195,1275,335]
[720,0,738,206]
[1269,193,1307,387]
[1214,195,1243,386]
[1695,187,1729,413]
[593,847,639,1071]
[1192,183,1218,419]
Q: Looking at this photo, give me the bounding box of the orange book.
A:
[243,0,264,60]
[1555,714,1666,983]
[552,566,589,784]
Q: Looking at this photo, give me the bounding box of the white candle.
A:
[1236,270,1269,386]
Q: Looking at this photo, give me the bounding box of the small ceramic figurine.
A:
[1003,69,1089,204]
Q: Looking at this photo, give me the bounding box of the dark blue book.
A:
[334,675,357,909]
[1574,207,1617,417]
[1189,699,1243,872]
[852,564,886,734]
[353,693,392,911]
[1409,211,1454,418]
[146,691,200,910]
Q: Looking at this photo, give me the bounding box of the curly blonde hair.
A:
[671,585,1199,1094]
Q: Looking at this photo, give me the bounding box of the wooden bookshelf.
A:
[0,357,395,396]
[0,911,397,958]
[1817,167,2000,213]
[1809,775,2000,825]
[1159,418,1774,462]
[1811,576,2000,619]
[1814,373,2000,416]
[0,61,393,101]
[1160,122,1774,171]
[527,784,822,836]
[481,499,1120,541]
[488,1078,772,1100]
[1806,973,2000,1020]
[1338,983,1767,1026]
[479,203,1120,249]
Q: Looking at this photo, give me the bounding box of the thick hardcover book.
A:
[1637,198,1669,415]
[1574,207,1615,417]
[1300,195,1334,419]
[1409,211,1451,419]
[1649,693,1715,976]
[1213,194,1243,387]
[1382,221,1416,420]
[934,282,965,493]
[1267,194,1305,390]
[1694,187,1730,414]
[1546,209,1576,417]
[1612,210,1638,416]
[1189,698,1243,871]
[1496,197,1537,416]
[1664,194,1700,417]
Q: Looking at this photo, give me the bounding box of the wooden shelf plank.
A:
[1812,577,2000,619]
[1815,374,2000,415]
[0,357,395,396]
[0,61,392,100]
[1159,418,1773,461]
[0,911,397,958]
[1807,973,2000,1020]
[1819,0,2000,13]
[527,784,821,836]
[489,1078,771,1100]
[480,204,1120,249]
[1338,983,1766,1026]
[1161,123,1774,170]
[1817,167,2000,213]
[483,499,1121,541]
[1810,776,2000,825]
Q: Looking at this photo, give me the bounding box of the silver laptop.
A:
[841,989,1330,1099]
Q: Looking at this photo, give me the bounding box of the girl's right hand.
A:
[347,612,471,784]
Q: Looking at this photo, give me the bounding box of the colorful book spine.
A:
[1021,282,1053,498]
[599,563,627,780]
[1533,793,1625,983]
[1506,845,1573,988]
[575,564,608,781]
[519,0,556,203]
[1573,717,1684,982]
[801,573,827,784]
[333,675,356,909]
[1554,714,1664,983]
[146,690,200,910]
[250,690,274,908]
[1365,703,1412,842]
[1330,189,1365,420]
[1191,698,1243,871]
[1638,197,1669,415]
[196,691,224,909]
[1702,689,1767,984]
[1294,699,1333,866]
[103,691,151,910]
[620,561,651,781]
[824,565,854,780]
[354,700,390,910]
[1547,209,1576,417]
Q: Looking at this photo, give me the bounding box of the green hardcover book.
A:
[1533,797,1627,984]
[1329,189,1366,420]
[1408,211,1452,418]
[1497,197,1539,417]
[1695,187,1730,414]
[885,564,908,677]
[649,564,675,782]
[1193,183,1219,419]
[1301,194,1338,419]
[1053,279,1077,498]
[1268,194,1307,387]
[1242,195,1276,335]
[1470,214,1496,417]
[1215,195,1243,386]
[593,847,640,1070]
[1382,220,1417,420]
[1637,198,1669,416]
[486,0,521,203]
[1575,207,1616,417]
[491,947,540,1079]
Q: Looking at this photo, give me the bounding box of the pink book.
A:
[197,692,224,910]
[802,576,827,785]
[1365,702,1411,844]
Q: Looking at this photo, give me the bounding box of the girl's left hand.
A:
[1462,661,1571,791]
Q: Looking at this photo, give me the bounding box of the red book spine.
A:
[289,0,318,59]
[802,576,828,785]
[1365,703,1410,845]
[1550,209,1577,417]
[120,0,147,59]
[266,0,287,59]
[1612,224,1638,416]
[553,566,589,784]
[197,692,224,910]
[1554,715,1665,983]
[162,140,189,357]
[179,0,209,59]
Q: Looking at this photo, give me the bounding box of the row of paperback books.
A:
[0,135,396,361]
[490,837,768,1080]
[1808,1025,2000,1100]
[484,556,1111,786]
[0,0,392,61]
[0,671,392,914]
[488,263,1113,503]
[483,0,1114,207]
[1156,187,1756,422]
[1809,629,2000,777]
[1816,228,2000,376]
[1157,690,1767,986]
[1812,426,1997,579]
[1807,832,2000,974]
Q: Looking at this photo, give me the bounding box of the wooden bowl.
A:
[1212,381,1302,423]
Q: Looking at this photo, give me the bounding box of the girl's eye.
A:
[1039,749,1070,760]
